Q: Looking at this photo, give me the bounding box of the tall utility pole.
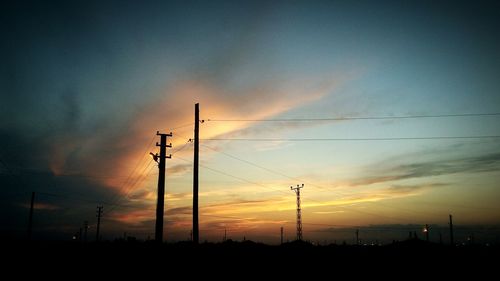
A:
[424,224,429,242]
[193,103,200,244]
[290,184,304,241]
[96,206,103,241]
[153,131,172,243]
[449,214,454,246]
[356,229,359,245]
[27,191,35,240]
[83,221,88,242]
[280,226,284,245]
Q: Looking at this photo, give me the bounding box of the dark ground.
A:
[4,239,498,276]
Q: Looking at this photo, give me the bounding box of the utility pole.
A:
[290,184,304,241]
[27,191,35,241]
[152,131,172,243]
[280,226,284,245]
[193,103,200,244]
[83,221,88,242]
[449,214,454,246]
[356,229,359,245]
[96,206,103,241]
[224,228,227,242]
[424,224,429,242]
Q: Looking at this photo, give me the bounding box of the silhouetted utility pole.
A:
[96,206,103,241]
[153,131,172,243]
[83,221,88,242]
[280,226,284,245]
[290,184,304,241]
[424,224,429,242]
[224,228,227,242]
[193,103,200,244]
[449,214,454,246]
[356,229,359,245]
[27,191,35,240]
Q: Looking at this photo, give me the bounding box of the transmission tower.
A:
[290,184,304,241]
[96,206,103,241]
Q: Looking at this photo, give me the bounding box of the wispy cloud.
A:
[167,163,192,176]
[166,192,192,201]
[386,183,448,195]
[82,74,345,192]
[20,202,60,211]
[345,152,500,187]
[166,206,192,216]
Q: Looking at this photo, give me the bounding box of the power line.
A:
[170,140,192,155]
[174,155,291,196]
[104,160,156,216]
[200,143,437,217]
[200,144,348,196]
[199,136,499,218]
[105,134,157,209]
[164,122,194,131]
[202,136,500,141]
[175,155,403,221]
[206,112,500,122]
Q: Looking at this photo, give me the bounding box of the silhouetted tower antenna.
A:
[84,221,88,242]
[224,228,227,242]
[356,229,359,245]
[449,214,454,246]
[152,131,172,243]
[27,191,35,240]
[96,206,103,241]
[280,226,284,245]
[193,103,200,244]
[290,184,304,241]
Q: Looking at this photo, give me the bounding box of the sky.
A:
[1,0,500,244]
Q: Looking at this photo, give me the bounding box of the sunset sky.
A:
[1,0,500,244]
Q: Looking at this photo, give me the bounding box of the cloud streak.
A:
[346,152,500,188]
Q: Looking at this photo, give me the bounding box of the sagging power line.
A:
[201,136,500,141]
[206,112,500,122]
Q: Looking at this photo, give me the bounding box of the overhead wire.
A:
[201,136,500,141]
[206,112,500,122]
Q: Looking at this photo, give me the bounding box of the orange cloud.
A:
[95,75,341,192]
